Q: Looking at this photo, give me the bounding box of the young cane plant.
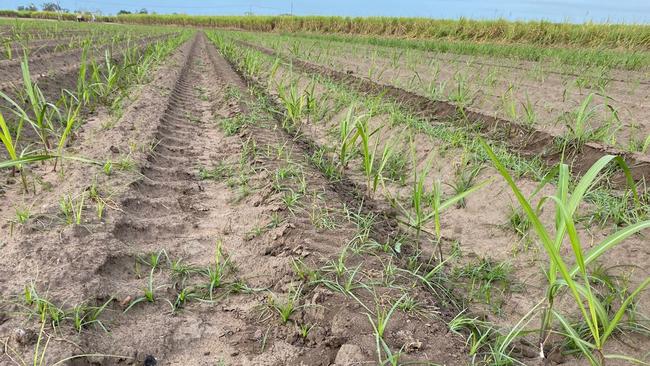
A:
[53,91,81,172]
[561,93,611,149]
[0,111,58,191]
[1,54,57,153]
[386,143,488,255]
[0,110,21,175]
[337,106,363,171]
[76,45,91,107]
[304,79,317,123]
[90,50,121,104]
[356,118,381,196]
[482,139,650,365]
[277,81,306,131]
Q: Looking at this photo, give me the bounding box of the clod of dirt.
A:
[12,328,36,345]
[405,339,422,353]
[334,344,366,365]
[291,245,311,257]
[286,330,300,345]
[144,355,157,366]
[545,348,565,364]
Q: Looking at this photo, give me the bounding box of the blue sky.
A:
[4,0,650,23]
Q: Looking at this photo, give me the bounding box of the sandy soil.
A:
[0,32,477,365]
[245,35,650,151]
[221,34,650,364]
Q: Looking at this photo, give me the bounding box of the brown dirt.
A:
[222,34,650,364]
[0,33,175,91]
[238,40,650,184]
[0,32,471,366]
[254,36,650,149]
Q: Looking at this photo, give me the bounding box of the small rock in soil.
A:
[334,344,365,365]
[120,295,132,307]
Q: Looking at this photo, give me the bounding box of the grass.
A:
[268,286,304,324]
[198,162,233,180]
[219,114,249,136]
[453,258,513,312]
[364,294,406,364]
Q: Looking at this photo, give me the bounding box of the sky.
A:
[4,0,650,23]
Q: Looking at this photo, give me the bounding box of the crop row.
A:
[224,30,650,159]
[0,27,191,193]
[208,31,650,364]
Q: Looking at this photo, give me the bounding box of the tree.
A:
[117,10,132,15]
[138,8,148,14]
[17,3,38,11]
[41,2,65,12]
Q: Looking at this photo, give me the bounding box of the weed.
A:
[269,286,303,324]
[298,323,315,339]
[454,258,513,310]
[447,163,483,208]
[219,114,248,136]
[198,162,233,180]
[203,240,231,300]
[282,189,302,214]
[15,206,30,224]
